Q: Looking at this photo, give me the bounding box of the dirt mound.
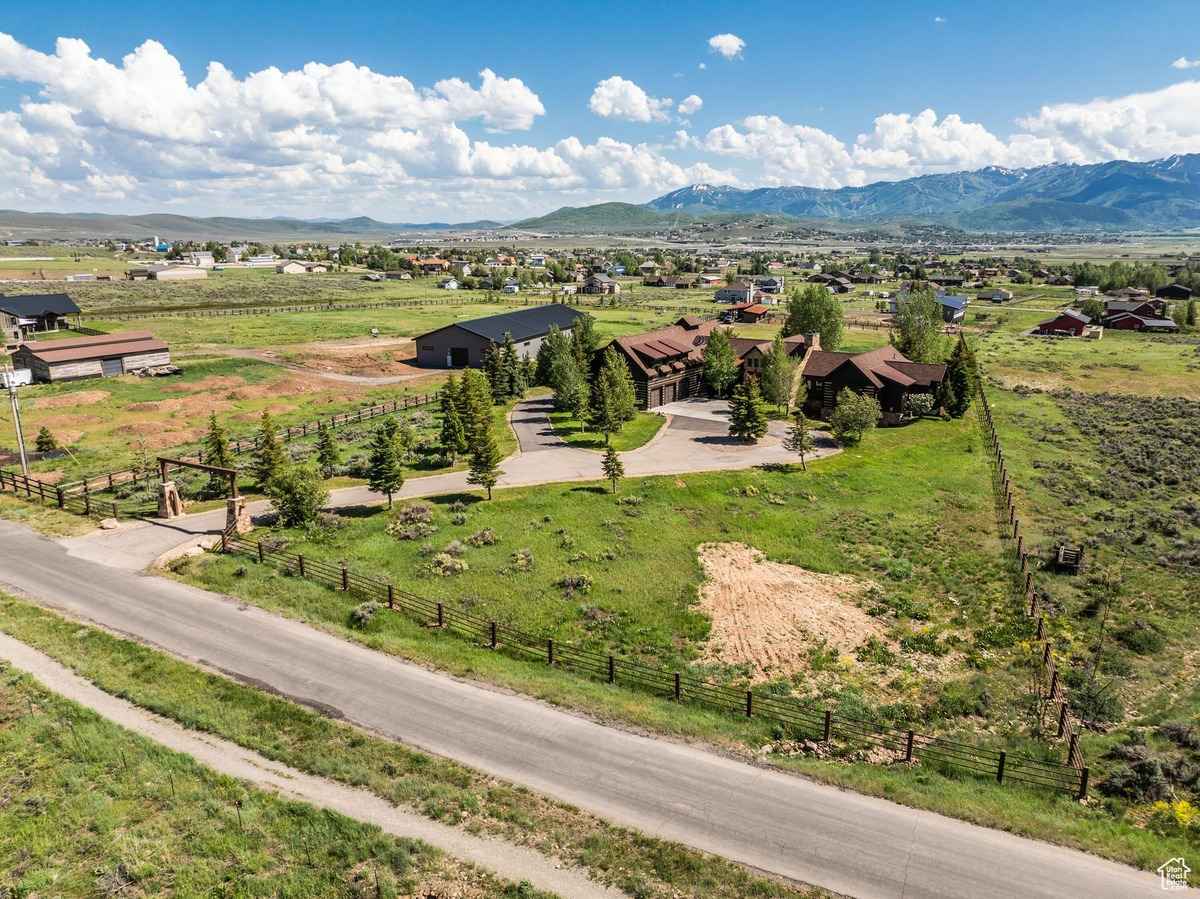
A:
[695,542,890,682]
[34,390,110,409]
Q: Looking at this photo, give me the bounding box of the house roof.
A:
[0,293,81,317]
[1103,299,1155,313]
[741,303,769,315]
[611,318,721,378]
[938,295,969,311]
[424,304,587,344]
[17,330,167,364]
[1107,312,1179,329]
[1045,308,1091,326]
[803,345,946,390]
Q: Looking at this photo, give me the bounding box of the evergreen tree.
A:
[467,418,502,499]
[703,327,739,398]
[535,324,570,386]
[499,331,525,398]
[203,413,232,469]
[942,339,975,418]
[439,380,468,455]
[482,344,504,402]
[34,426,58,453]
[567,371,590,429]
[521,354,537,389]
[783,283,844,350]
[315,422,340,478]
[549,350,585,413]
[601,445,624,494]
[366,419,405,507]
[728,380,769,443]
[570,314,599,374]
[890,285,946,362]
[459,369,493,446]
[783,408,815,470]
[251,411,286,488]
[590,346,637,442]
[759,333,795,412]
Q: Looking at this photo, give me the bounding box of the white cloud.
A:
[707,34,745,60]
[588,76,672,123]
[1171,56,1200,70]
[933,16,947,24]
[677,94,703,116]
[704,115,860,187]
[698,62,707,70]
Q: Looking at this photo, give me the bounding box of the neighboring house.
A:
[755,276,784,294]
[1156,283,1192,302]
[929,275,965,288]
[1103,312,1180,332]
[183,251,216,268]
[0,294,82,346]
[802,346,946,425]
[583,273,620,294]
[438,277,460,290]
[1103,298,1163,320]
[276,261,308,274]
[826,277,852,294]
[698,273,724,286]
[384,270,412,280]
[1034,309,1091,337]
[1074,286,1100,297]
[889,291,969,323]
[12,331,171,382]
[637,260,660,275]
[413,304,587,368]
[527,253,547,267]
[609,316,720,409]
[732,302,771,323]
[413,257,450,273]
[501,278,520,294]
[714,282,755,303]
[977,288,1013,303]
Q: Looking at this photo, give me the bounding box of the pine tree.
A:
[590,347,637,442]
[570,314,598,374]
[439,381,468,455]
[315,422,340,478]
[536,324,569,386]
[703,327,738,398]
[728,380,769,443]
[482,344,504,402]
[499,331,525,398]
[759,333,795,412]
[467,418,502,500]
[251,411,286,488]
[942,339,975,418]
[35,426,58,453]
[203,413,232,469]
[459,369,493,446]
[783,408,815,470]
[366,419,404,507]
[602,445,624,494]
[567,373,590,430]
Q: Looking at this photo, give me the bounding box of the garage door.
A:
[664,382,676,404]
[650,386,663,408]
[101,358,123,377]
[449,347,470,367]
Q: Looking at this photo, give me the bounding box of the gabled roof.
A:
[611,318,720,378]
[16,330,166,363]
[803,345,946,389]
[1106,312,1179,329]
[938,295,969,311]
[1043,308,1091,326]
[0,293,81,317]
[1103,299,1155,313]
[422,304,587,344]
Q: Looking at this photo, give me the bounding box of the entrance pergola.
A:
[157,457,240,497]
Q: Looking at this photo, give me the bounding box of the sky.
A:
[0,0,1198,221]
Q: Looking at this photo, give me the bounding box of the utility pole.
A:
[2,369,29,477]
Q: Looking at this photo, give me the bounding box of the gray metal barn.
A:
[414,304,587,368]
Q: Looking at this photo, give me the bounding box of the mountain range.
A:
[514,154,1200,233]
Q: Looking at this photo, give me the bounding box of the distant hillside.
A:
[509,203,684,232]
[646,155,1200,231]
[0,210,504,240]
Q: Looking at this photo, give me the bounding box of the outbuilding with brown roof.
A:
[12,331,171,382]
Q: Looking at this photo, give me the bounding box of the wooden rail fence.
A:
[219,526,1088,798]
[969,341,1088,781]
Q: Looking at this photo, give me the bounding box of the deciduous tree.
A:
[830,389,880,445]
[890,285,946,362]
[783,283,844,350]
[703,327,738,398]
[266,462,329,528]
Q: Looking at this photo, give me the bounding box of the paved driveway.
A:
[58,397,836,571]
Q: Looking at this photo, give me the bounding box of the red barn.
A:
[1034,309,1090,337]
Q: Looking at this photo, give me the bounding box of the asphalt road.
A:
[0,520,1165,899]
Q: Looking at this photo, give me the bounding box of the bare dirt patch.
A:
[695,542,891,682]
[34,390,110,409]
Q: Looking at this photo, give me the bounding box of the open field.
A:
[0,660,540,898]
[0,594,818,899]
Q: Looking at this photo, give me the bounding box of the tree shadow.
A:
[569,485,609,495]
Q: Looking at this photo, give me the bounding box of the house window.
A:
[421,344,434,351]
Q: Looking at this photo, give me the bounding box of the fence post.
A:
[387,584,394,608]
[745,690,752,718]
[111,501,118,518]
[1077,767,1089,800]
[436,602,443,627]
[490,621,497,649]
[547,639,554,665]
[84,492,91,515]
[220,530,227,552]
[996,751,1007,784]
[905,731,915,762]
[822,709,832,742]
[607,654,615,684]
[1057,702,1068,738]
[1049,668,1059,700]
[297,554,305,577]
[1068,731,1078,766]
[340,564,349,591]
[673,672,681,701]
[257,541,264,563]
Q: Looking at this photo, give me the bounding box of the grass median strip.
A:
[0,661,550,899]
[0,594,821,899]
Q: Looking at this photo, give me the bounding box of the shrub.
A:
[1113,619,1165,655]
[854,636,895,666]
[510,548,534,571]
[557,573,592,596]
[387,521,436,541]
[448,500,468,514]
[386,503,437,540]
[899,629,948,656]
[430,553,468,576]
[830,390,881,445]
[264,462,329,528]
[349,601,380,630]
[442,539,467,557]
[467,528,498,546]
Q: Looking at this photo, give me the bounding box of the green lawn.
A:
[0,595,817,899]
[547,409,665,451]
[0,660,542,898]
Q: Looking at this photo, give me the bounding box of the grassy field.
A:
[0,661,545,898]
[547,409,665,451]
[0,595,818,899]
